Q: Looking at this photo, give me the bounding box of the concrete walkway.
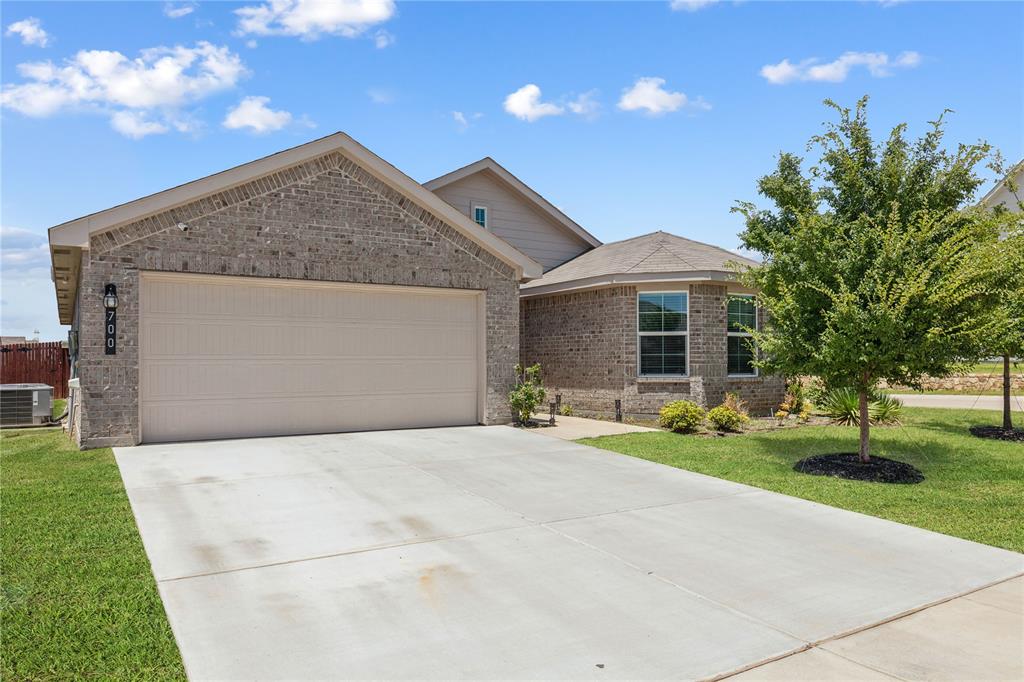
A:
[527,413,658,440]
[731,575,1023,680]
[115,427,1024,680]
[893,393,1024,411]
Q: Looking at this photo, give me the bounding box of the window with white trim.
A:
[638,292,687,376]
[472,205,488,228]
[727,294,757,376]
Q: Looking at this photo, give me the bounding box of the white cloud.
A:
[373,29,394,48]
[223,95,293,133]
[617,77,688,115]
[0,227,66,340]
[669,0,719,11]
[367,87,394,104]
[235,0,395,40]
[0,227,49,272]
[452,110,482,132]
[246,39,259,48]
[110,110,170,138]
[503,84,564,122]
[163,2,196,19]
[5,17,50,47]
[567,90,600,119]
[761,50,922,84]
[0,41,246,137]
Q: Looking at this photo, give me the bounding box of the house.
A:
[979,161,1023,214]
[49,133,782,448]
[520,232,784,417]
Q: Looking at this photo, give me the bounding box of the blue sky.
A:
[2,0,1022,340]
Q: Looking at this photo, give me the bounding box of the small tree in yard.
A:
[982,160,1024,432]
[508,363,546,425]
[734,97,1015,463]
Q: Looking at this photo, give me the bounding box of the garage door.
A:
[139,272,483,443]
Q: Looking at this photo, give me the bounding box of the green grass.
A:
[579,407,1024,553]
[53,397,66,420]
[1,429,185,680]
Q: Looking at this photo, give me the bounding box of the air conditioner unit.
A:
[0,384,53,428]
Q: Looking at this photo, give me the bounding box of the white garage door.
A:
[139,272,483,443]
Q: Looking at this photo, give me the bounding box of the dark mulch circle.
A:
[794,453,924,484]
[969,426,1024,443]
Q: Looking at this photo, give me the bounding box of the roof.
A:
[979,159,1023,211]
[520,230,758,297]
[423,157,601,248]
[48,132,543,324]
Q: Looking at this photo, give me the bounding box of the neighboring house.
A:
[980,160,1023,214]
[49,133,782,448]
[518,232,784,417]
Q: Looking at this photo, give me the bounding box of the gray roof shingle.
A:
[521,231,757,290]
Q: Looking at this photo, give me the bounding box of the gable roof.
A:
[423,157,601,248]
[520,230,758,297]
[979,159,1023,212]
[48,133,543,324]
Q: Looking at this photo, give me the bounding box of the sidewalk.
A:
[893,393,1023,411]
[525,414,658,440]
[730,574,1023,680]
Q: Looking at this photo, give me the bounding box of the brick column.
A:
[688,283,728,408]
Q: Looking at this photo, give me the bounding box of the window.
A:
[727,294,757,376]
[638,292,687,376]
[472,205,488,228]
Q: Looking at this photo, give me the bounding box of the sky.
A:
[1,0,1022,341]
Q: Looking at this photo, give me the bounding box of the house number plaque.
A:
[104,284,117,355]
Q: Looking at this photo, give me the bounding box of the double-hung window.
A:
[727,294,757,376]
[472,205,488,229]
[638,292,687,376]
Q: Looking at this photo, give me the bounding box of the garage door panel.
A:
[140,273,482,443]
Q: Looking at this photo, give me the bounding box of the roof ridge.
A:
[663,232,758,266]
[625,243,697,273]
[656,239,708,271]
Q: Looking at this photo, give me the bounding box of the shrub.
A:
[820,387,904,425]
[508,363,546,425]
[558,404,574,417]
[722,392,749,419]
[785,379,810,413]
[707,405,746,432]
[659,400,705,433]
[820,386,861,425]
[869,393,904,425]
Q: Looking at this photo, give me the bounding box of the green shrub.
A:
[508,363,546,425]
[558,404,574,417]
[659,400,705,433]
[707,405,747,432]
[820,387,904,425]
[870,393,904,425]
[820,386,862,425]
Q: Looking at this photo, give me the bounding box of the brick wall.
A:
[74,151,520,448]
[520,282,785,419]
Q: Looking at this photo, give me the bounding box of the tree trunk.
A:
[858,389,870,463]
[1004,354,1013,431]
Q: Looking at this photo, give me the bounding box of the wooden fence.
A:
[0,342,71,398]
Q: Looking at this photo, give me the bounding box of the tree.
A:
[982,159,1024,431]
[734,97,1014,462]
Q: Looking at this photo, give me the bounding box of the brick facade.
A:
[520,283,785,419]
[73,151,520,448]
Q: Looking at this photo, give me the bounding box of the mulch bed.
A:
[794,453,925,484]
[969,426,1024,443]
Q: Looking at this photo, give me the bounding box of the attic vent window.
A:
[472,205,488,229]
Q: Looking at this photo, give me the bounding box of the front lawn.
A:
[579,407,1024,553]
[0,428,185,680]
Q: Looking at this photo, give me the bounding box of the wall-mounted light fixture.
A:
[103,284,118,310]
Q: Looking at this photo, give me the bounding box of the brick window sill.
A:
[636,376,690,383]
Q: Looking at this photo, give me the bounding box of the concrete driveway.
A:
[115,427,1023,680]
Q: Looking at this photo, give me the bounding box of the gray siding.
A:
[431,171,591,271]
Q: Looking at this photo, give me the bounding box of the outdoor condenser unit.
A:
[0,384,54,427]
